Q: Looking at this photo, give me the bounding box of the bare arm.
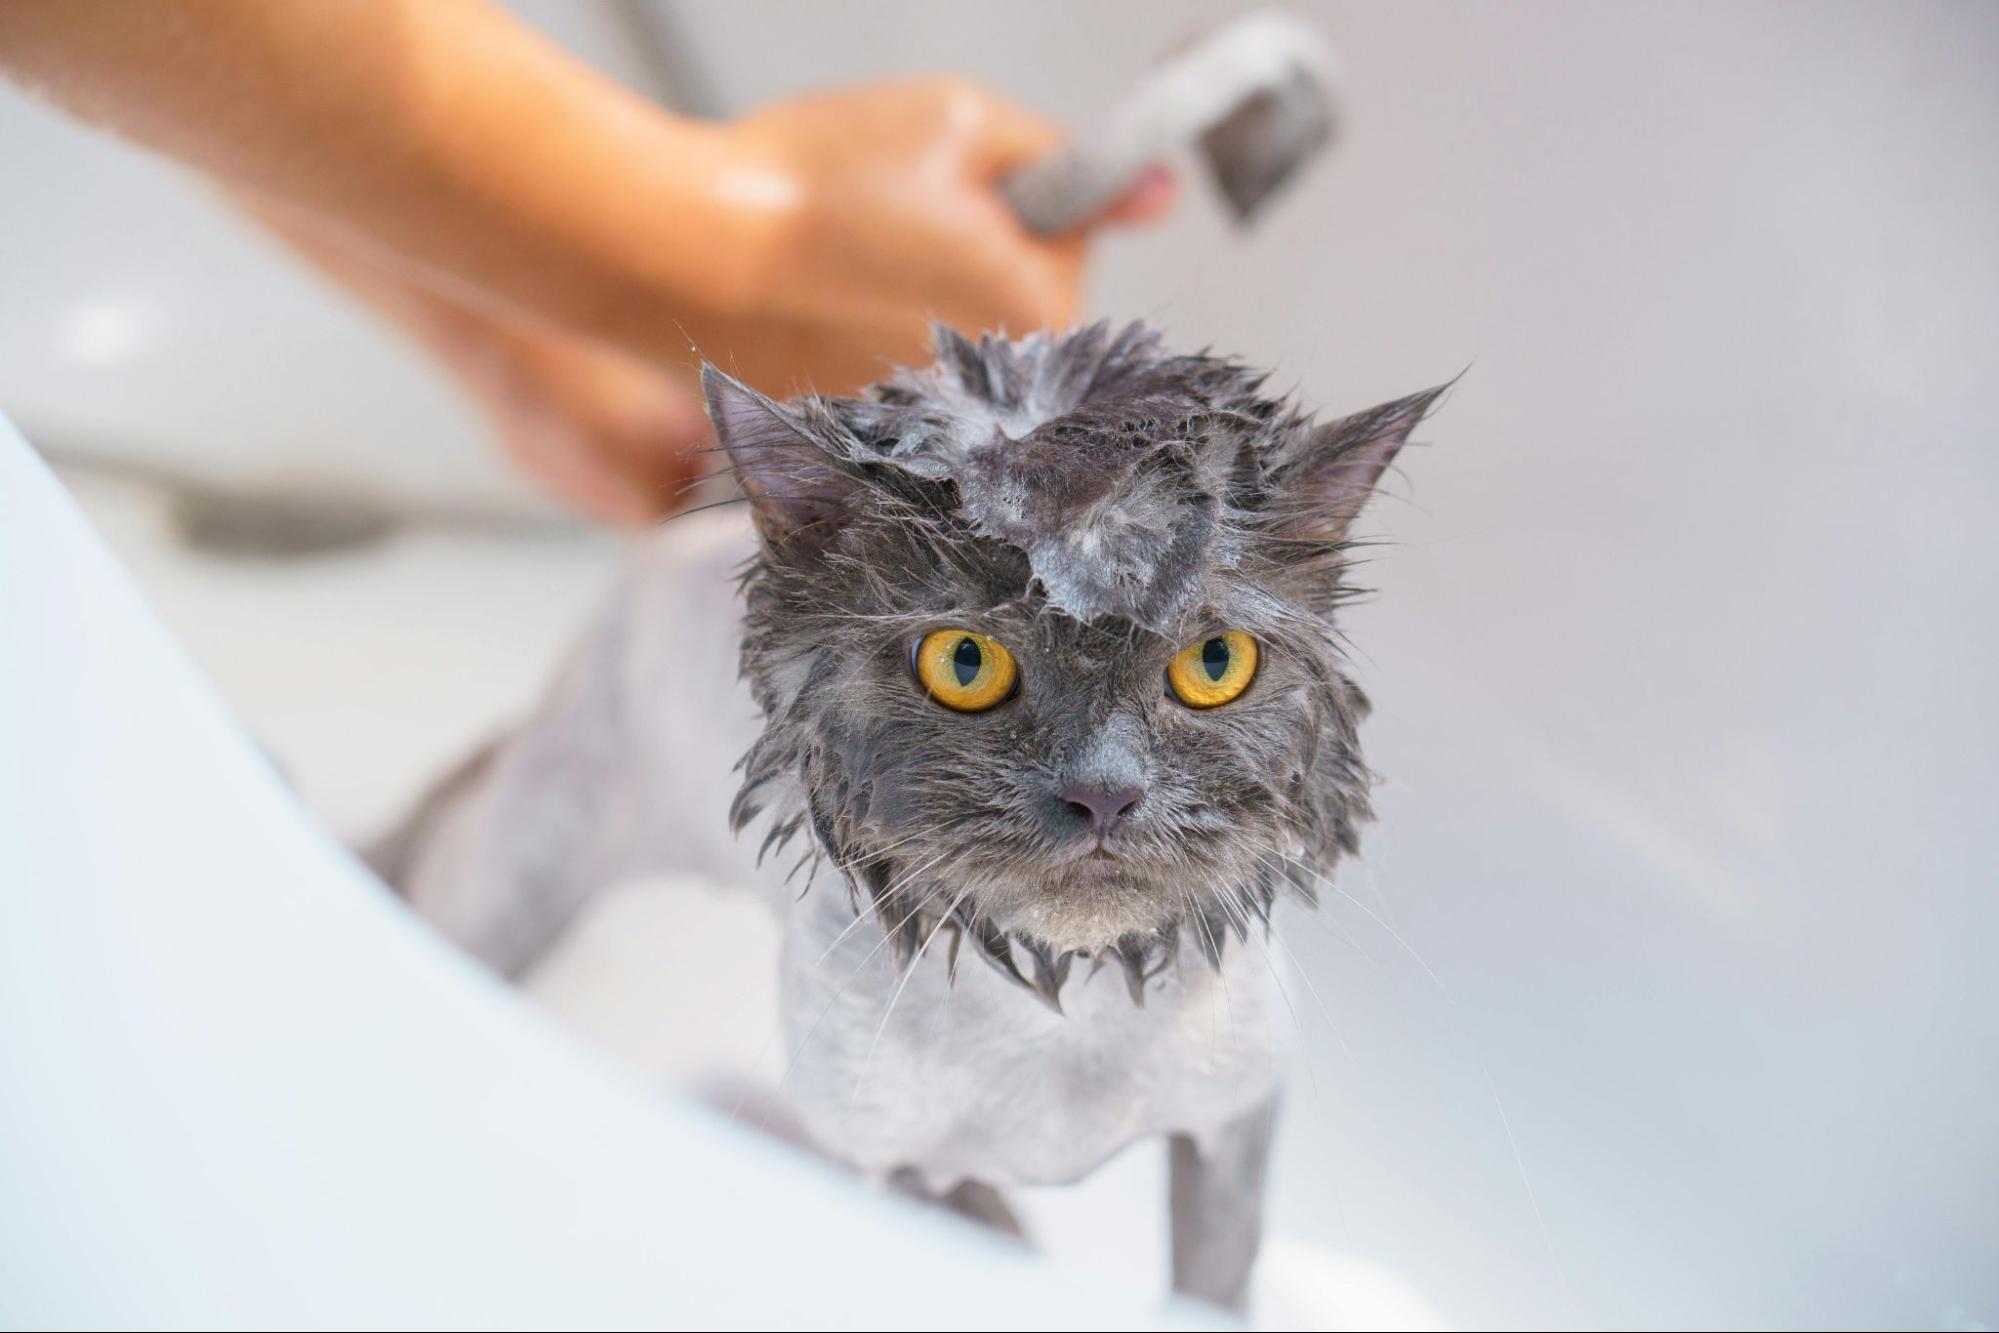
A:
[0,2,760,357]
[243,199,714,522]
[0,1,1168,512]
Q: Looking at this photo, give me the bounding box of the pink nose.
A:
[1060,784,1144,834]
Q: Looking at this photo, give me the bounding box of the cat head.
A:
[708,322,1443,1007]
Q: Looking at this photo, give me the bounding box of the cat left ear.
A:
[701,365,855,549]
[1272,384,1449,542]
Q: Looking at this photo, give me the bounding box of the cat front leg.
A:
[1168,1094,1279,1312]
[366,587,665,979]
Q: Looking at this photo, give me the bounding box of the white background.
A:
[3,3,1994,1327]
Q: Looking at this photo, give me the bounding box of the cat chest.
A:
[776,893,1289,1189]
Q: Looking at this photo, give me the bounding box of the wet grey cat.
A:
[375,322,1443,1310]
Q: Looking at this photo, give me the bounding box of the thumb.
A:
[972,97,1178,235]
[953,83,1064,178]
[1093,164,1176,228]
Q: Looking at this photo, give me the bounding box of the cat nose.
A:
[1059,783,1144,835]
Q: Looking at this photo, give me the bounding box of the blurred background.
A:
[3,2,1995,1329]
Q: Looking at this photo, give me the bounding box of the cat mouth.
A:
[1044,843,1162,892]
[1046,834,1217,886]
[1055,836,1132,867]
[1065,848,1130,884]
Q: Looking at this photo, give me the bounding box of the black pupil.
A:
[1201,637,1230,681]
[952,636,983,686]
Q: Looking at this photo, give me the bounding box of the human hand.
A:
[445,319,714,526]
[1,0,1170,520]
[246,74,1172,522]
[443,79,1173,518]
[694,78,1173,396]
[332,77,1173,521]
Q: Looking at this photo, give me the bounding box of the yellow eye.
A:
[1166,630,1259,708]
[914,629,1018,712]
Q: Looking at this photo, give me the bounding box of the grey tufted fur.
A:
[374,321,1445,1311]
[708,322,1444,1010]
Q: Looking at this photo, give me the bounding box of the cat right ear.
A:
[701,365,854,549]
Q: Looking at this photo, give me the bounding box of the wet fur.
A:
[377,322,1443,1310]
[713,322,1442,1001]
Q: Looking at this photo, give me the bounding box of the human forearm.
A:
[0,0,773,369]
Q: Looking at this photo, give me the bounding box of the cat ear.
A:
[1271,384,1448,542]
[701,365,854,548]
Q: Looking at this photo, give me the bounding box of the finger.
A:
[950,83,1064,177]
[1095,164,1176,227]
[955,240,1084,336]
[495,416,659,524]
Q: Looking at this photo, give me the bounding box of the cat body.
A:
[377,324,1442,1308]
[383,506,1287,1176]
[785,883,1288,1192]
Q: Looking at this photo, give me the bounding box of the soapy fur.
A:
[374,322,1444,1310]
[710,322,1442,1007]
